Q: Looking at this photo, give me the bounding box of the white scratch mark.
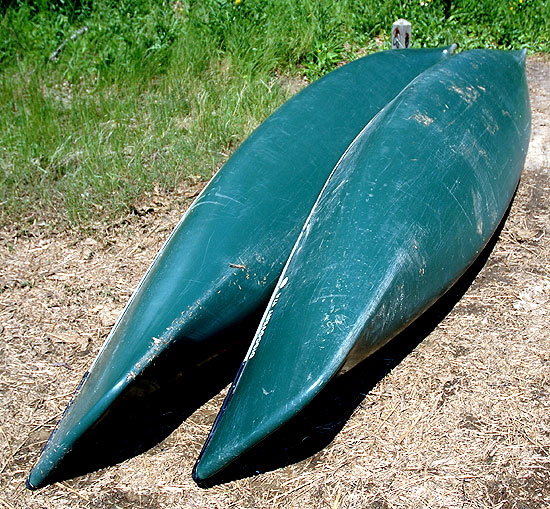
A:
[472,189,484,235]
[410,112,434,126]
[449,84,480,104]
[214,192,244,205]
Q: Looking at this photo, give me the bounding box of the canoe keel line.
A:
[27,47,530,488]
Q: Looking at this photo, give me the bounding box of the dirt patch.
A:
[1,57,549,508]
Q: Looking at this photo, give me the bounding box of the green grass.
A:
[1,0,548,228]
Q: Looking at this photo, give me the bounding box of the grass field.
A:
[1,0,549,227]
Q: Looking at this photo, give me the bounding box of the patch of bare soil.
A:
[1,57,549,509]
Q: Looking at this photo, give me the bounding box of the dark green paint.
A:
[27,47,453,489]
[193,49,531,483]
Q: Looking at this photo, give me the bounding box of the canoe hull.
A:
[193,49,531,483]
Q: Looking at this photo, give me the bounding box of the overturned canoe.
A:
[193,49,531,483]
[26,47,454,489]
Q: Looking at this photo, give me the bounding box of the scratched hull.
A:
[26,47,454,489]
[193,49,531,483]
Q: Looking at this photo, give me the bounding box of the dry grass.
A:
[0,57,549,508]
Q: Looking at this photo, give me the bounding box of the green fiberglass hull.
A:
[193,49,531,483]
[26,47,454,489]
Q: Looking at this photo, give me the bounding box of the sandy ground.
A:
[0,55,549,509]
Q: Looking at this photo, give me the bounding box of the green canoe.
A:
[27,47,454,489]
[193,49,531,483]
